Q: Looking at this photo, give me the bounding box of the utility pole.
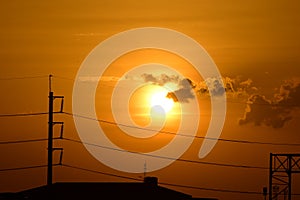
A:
[47,75,64,186]
[47,75,54,186]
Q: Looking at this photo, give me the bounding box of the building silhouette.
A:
[0,177,217,200]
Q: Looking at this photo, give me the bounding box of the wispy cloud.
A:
[141,73,180,86]
[79,76,119,82]
[74,32,104,37]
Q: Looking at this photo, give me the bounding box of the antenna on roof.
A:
[144,161,147,178]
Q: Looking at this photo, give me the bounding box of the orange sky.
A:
[1,1,300,200]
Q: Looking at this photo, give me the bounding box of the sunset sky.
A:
[1,1,300,199]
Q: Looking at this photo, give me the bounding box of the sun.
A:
[150,90,174,114]
[127,84,177,126]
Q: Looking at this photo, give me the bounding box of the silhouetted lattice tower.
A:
[269,153,300,200]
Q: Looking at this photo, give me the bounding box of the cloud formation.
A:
[199,77,226,96]
[239,80,300,128]
[166,79,196,103]
[140,74,258,103]
[141,73,195,103]
[139,73,300,129]
[197,76,257,97]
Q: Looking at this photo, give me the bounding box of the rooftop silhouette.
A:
[0,177,218,200]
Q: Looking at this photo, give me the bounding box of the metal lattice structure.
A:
[269,153,300,200]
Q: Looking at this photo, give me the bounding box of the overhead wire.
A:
[62,137,267,170]
[2,74,299,108]
[0,138,48,145]
[60,163,263,195]
[52,75,300,107]
[1,110,300,147]
[0,164,60,172]
[0,75,49,81]
[0,135,268,170]
[63,111,300,147]
[1,162,299,196]
[60,163,300,196]
[0,162,264,195]
[159,182,262,195]
[0,75,297,174]
[0,112,49,118]
[62,164,142,181]
[1,75,300,196]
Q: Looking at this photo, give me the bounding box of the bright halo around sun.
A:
[150,91,174,114]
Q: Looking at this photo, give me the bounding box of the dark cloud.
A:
[141,74,258,99]
[140,74,195,103]
[239,94,292,128]
[166,79,195,103]
[210,79,226,96]
[197,77,225,96]
[274,80,300,107]
[239,80,300,128]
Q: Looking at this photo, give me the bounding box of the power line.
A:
[0,135,270,170]
[62,137,268,170]
[0,110,299,147]
[62,164,142,181]
[60,163,263,195]
[0,112,48,117]
[1,110,299,147]
[0,135,279,170]
[0,137,61,145]
[52,75,300,107]
[0,162,263,196]
[63,112,300,147]
[60,163,300,196]
[159,181,262,195]
[59,163,300,196]
[0,138,48,145]
[1,162,299,196]
[2,74,298,108]
[0,164,54,172]
[0,75,48,81]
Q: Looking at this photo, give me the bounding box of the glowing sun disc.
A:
[150,91,174,113]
